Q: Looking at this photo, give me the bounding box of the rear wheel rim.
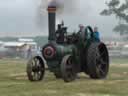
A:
[95,44,109,77]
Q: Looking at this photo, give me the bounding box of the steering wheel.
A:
[85,26,94,39]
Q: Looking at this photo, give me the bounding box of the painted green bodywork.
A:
[45,28,99,74]
[46,44,76,73]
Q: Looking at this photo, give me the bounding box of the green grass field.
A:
[0,58,128,96]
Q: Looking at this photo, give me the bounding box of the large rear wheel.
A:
[87,42,109,79]
[61,55,77,82]
[26,57,45,81]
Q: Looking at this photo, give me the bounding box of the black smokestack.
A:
[47,4,56,41]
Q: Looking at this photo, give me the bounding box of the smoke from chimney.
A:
[48,0,63,9]
[37,0,78,30]
[40,0,78,15]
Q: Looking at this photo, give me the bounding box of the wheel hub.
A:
[32,66,41,72]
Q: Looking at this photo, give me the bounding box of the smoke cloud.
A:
[37,0,80,30]
[40,0,78,15]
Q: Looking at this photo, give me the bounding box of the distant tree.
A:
[113,24,128,35]
[0,37,17,42]
[100,0,128,38]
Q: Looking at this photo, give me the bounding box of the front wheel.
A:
[87,42,109,79]
[26,57,45,81]
[61,55,77,82]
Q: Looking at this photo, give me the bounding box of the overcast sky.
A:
[0,0,119,37]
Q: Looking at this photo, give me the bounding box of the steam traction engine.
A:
[26,6,109,82]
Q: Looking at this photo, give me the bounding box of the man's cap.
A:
[79,24,84,28]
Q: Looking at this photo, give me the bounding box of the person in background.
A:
[94,27,100,41]
[78,24,84,33]
[27,46,32,59]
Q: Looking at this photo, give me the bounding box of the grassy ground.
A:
[0,58,128,96]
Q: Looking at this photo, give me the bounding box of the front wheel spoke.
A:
[39,67,44,71]
[31,71,34,76]
[34,72,39,80]
[36,60,40,66]
[34,58,39,66]
[32,61,37,69]
[37,72,41,78]
[33,72,37,80]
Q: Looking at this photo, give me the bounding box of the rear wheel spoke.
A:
[100,59,107,65]
[96,65,105,76]
[98,67,105,75]
[100,51,106,57]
